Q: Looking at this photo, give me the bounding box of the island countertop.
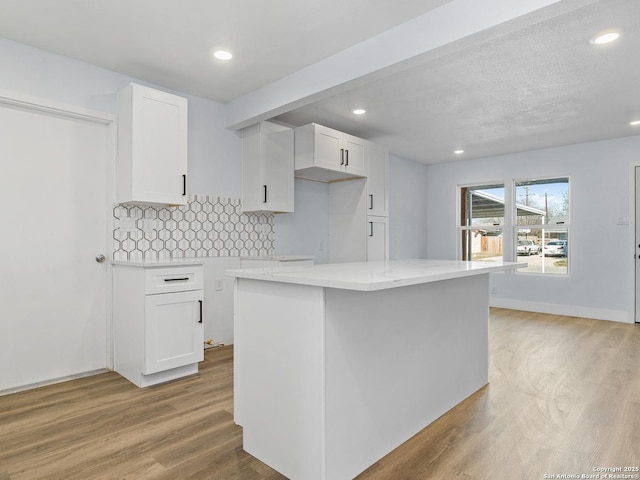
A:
[226,258,523,292]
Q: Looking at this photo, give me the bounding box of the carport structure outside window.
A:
[460,177,570,275]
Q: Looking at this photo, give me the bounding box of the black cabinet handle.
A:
[345,149,349,166]
[198,300,203,324]
[164,277,189,282]
[369,194,373,210]
[340,148,344,166]
[182,174,187,196]
[263,185,268,203]
[369,221,374,237]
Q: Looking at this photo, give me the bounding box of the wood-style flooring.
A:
[1,308,639,479]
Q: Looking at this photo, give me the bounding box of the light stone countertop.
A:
[111,258,206,267]
[226,258,524,292]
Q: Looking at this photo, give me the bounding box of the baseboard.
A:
[0,368,110,397]
[490,297,631,324]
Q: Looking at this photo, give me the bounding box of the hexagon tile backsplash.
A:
[113,194,275,261]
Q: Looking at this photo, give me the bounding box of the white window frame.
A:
[512,176,570,276]
[458,181,507,262]
[458,177,570,276]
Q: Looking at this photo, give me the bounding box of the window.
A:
[460,183,505,262]
[459,177,570,275]
[515,178,569,275]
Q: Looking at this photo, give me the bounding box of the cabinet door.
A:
[118,84,188,206]
[341,133,367,177]
[367,144,389,217]
[144,290,203,374]
[263,124,294,212]
[367,216,389,262]
[314,124,343,171]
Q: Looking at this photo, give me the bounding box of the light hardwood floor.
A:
[1,309,639,479]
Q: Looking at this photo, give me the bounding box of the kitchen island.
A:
[227,259,522,480]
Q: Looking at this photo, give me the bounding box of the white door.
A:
[0,100,111,391]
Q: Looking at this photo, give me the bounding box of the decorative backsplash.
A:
[113,194,275,261]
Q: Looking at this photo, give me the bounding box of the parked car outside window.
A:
[543,240,567,257]
[517,239,540,256]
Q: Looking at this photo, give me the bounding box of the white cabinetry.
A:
[241,121,294,213]
[366,143,389,217]
[113,263,204,387]
[367,216,389,262]
[295,123,367,182]
[329,142,389,263]
[116,83,188,206]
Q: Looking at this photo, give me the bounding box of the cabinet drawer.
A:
[145,265,204,294]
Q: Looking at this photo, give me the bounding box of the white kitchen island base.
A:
[230,260,522,480]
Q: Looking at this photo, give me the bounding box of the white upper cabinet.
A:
[242,121,294,213]
[295,123,367,182]
[116,83,188,206]
[366,143,389,217]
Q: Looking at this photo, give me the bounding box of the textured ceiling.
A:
[274,0,640,163]
[0,0,638,164]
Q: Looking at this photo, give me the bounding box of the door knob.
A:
[95,254,106,263]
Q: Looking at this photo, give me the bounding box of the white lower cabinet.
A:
[144,290,203,374]
[113,263,204,387]
[367,216,389,262]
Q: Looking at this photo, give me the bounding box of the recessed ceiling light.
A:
[589,30,620,45]
[630,120,640,126]
[353,108,367,115]
[212,50,233,61]
[454,149,464,155]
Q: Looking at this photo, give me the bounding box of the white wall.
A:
[389,154,429,259]
[0,37,242,197]
[274,178,330,263]
[426,136,640,322]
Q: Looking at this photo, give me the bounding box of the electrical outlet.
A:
[215,279,223,291]
[490,286,497,295]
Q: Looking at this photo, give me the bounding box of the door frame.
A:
[629,163,640,323]
[0,88,117,367]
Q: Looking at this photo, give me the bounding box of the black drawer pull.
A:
[164,277,189,282]
[198,300,203,324]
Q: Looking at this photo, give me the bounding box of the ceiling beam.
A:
[224,0,564,130]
